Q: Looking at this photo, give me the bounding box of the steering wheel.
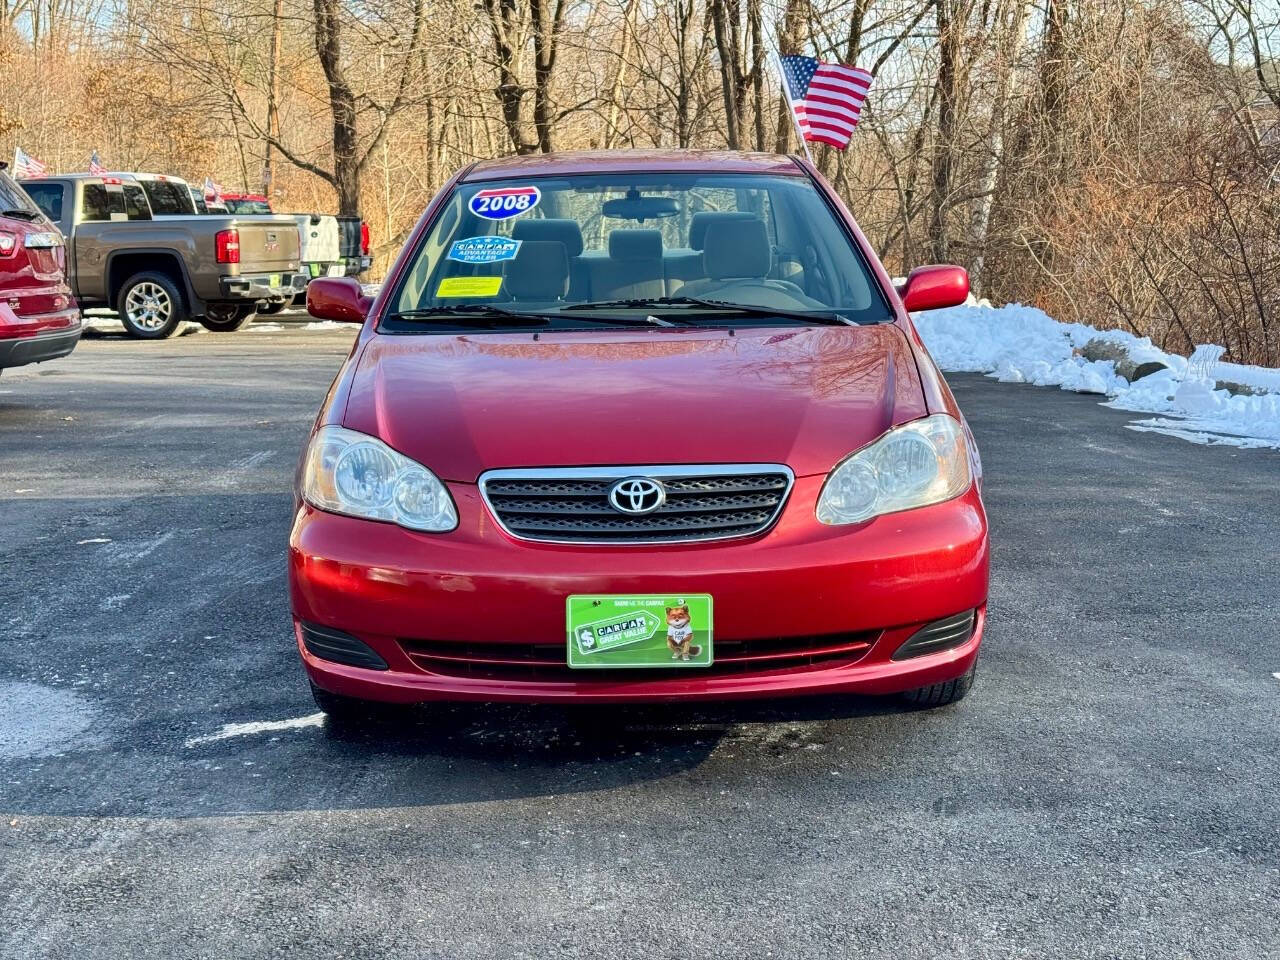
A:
[705,277,819,309]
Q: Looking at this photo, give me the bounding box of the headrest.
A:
[502,240,568,300]
[608,229,663,262]
[511,218,584,258]
[703,218,772,280]
[689,211,760,250]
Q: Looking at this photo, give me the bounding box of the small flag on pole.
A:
[778,55,872,151]
[12,147,47,179]
[89,151,105,175]
[203,176,223,202]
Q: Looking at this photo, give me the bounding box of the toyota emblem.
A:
[607,477,666,515]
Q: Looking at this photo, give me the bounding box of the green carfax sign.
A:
[566,594,713,669]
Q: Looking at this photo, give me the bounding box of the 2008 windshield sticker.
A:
[448,236,522,264]
[469,186,540,221]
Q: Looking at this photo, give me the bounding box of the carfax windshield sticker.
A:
[436,275,503,298]
[468,185,540,221]
[566,594,713,669]
[447,235,522,264]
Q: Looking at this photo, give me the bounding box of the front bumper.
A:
[289,479,989,704]
[219,272,306,301]
[0,306,81,370]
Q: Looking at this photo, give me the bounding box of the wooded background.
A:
[1,0,1277,364]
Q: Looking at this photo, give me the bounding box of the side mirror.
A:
[896,265,970,313]
[306,276,372,324]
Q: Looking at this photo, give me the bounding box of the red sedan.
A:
[0,168,79,376]
[293,149,987,719]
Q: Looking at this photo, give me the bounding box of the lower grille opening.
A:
[399,631,879,681]
[890,610,976,661]
[301,622,389,670]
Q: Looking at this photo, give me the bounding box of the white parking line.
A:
[184,713,324,748]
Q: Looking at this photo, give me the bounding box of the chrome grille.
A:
[479,465,794,544]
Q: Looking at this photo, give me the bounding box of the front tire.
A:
[900,664,976,708]
[199,303,255,332]
[117,272,186,339]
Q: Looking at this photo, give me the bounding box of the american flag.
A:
[779,55,873,150]
[12,147,47,179]
[203,176,223,201]
[89,150,105,175]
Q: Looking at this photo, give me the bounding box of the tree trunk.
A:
[602,0,638,148]
[674,1,696,148]
[929,0,963,262]
[262,0,283,199]
[531,0,565,153]
[968,0,1030,295]
[772,0,807,153]
[1041,0,1068,157]
[710,0,741,149]
[314,0,360,215]
[748,0,766,151]
[483,0,538,154]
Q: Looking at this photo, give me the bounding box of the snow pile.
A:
[914,302,1280,449]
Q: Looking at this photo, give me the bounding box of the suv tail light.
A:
[216,228,240,264]
[0,232,16,257]
[360,221,370,256]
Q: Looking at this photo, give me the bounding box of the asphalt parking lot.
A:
[2,322,1279,959]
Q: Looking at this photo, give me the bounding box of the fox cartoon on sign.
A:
[666,604,701,661]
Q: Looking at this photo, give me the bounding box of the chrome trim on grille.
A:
[478,464,795,545]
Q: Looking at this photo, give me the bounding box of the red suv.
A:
[294,150,987,720]
[0,169,79,375]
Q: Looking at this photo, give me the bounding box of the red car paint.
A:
[0,171,80,373]
[292,150,987,705]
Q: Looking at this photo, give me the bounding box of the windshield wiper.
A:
[387,304,674,329]
[1,209,40,221]
[561,296,859,326]
[388,305,552,327]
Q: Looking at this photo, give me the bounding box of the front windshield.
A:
[386,172,889,330]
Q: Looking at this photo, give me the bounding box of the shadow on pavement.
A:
[2,693,920,819]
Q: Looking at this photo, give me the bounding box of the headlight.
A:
[816,414,971,525]
[301,425,458,532]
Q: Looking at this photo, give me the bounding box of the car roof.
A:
[23,173,142,182]
[462,149,805,182]
[104,172,189,184]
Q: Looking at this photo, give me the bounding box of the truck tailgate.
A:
[294,215,340,266]
[237,219,301,272]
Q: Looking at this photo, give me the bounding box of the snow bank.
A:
[914,302,1280,449]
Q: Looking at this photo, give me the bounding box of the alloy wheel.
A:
[124,282,173,331]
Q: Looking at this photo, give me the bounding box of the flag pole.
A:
[772,49,814,165]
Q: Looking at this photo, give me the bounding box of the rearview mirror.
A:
[306,277,371,324]
[602,192,679,221]
[896,265,970,313]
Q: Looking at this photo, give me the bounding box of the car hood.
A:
[341,324,928,481]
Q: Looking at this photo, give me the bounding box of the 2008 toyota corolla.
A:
[291,149,988,721]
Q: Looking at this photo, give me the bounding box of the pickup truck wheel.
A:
[117,273,185,339]
[199,304,255,332]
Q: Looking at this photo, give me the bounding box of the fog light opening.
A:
[300,622,389,671]
[891,610,976,661]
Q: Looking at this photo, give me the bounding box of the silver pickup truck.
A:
[20,173,302,338]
